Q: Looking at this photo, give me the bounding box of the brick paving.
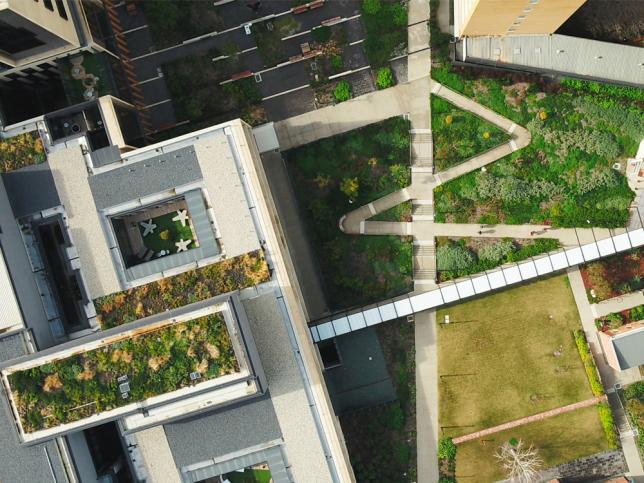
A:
[452,395,607,444]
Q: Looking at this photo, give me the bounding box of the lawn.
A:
[431,95,509,171]
[0,133,46,173]
[8,313,238,433]
[431,64,641,227]
[455,405,610,482]
[223,467,272,483]
[94,250,270,329]
[437,275,593,437]
[581,247,644,302]
[339,319,416,482]
[286,117,413,310]
[139,212,195,254]
[436,237,560,282]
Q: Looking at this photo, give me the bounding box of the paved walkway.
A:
[452,395,607,444]
[415,310,440,483]
[592,291,644,318]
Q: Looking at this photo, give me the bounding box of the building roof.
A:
[0,242,24,332]
[612,325,644,370]
[2,162,60,218]
[164,396,282,468]
[0,333,70,482]
[462,34,644,87]
[88,146,202,210]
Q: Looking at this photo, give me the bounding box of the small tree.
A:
[340,177,359,200]
[334,80,351,102]
[495,439,543,483]
[376,67,394,89]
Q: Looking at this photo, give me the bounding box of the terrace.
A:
[0,296,264,444]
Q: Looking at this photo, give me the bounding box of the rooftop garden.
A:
[436,237,560,282]
[285,117,412,310]
[58,53,116,104]
[437,275,614,479]
[94,250,270,329]
[138,210,197,255]
[7,313,238,433]
[361,0,407,67]
[580,247,643,303]
[431,95,509,172]
[340,319,416,482]
[0,132,46,173]
[431,55,642,228]
[596,304,644,332]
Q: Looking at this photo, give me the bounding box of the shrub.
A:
[436,244,477,274]
[362,0,381,15]
[330,54,343,72]
[478,240,515,264]
[388,402,405,430]
[630,304,644,322]
[334,80,351,102]
[438,437,457,460]
[376,67,395,90]
[312,25,331,43]
[573,330,604,396]
[604,312,623,330]
[391,3,408,26]
[340,177,359,200]
[597,402,619,449]
[625,381,644,400]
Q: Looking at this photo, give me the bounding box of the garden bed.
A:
[431,95,509,171]
[163,50,264,129]
[580,247,644,303]
[596,304,644,331]
[431,63,641,228]
[252,16,299,67]
[7,312,238,433]
[0,133,46,173]
[339,319,416,482]
[361,0,407,67]
[436,237,560,282]
[285,117,413,310]
[94,250,270,329]
[624,382,644,455]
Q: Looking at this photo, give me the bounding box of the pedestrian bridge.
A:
[309,227,644,343]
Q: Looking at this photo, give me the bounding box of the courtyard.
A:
[437,275,613,479]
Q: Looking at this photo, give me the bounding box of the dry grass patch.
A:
[438,275,592,437]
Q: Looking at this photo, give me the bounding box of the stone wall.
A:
[538,450,627,482]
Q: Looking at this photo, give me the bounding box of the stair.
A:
[414,244,435,256]
[414,268,436,280]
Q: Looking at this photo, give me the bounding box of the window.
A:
[55,0,68,19]
[43,0,54,11]
[0,21,45,55]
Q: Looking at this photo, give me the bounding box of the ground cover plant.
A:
[455,405,610,482]
[361,0,407,67]
[431,95,509,171]
[340,319,416,482]
[580,247,644,302]
[0,133,46,173]
[436,237,560,282]
[431,63,641,227]
[286,117,412,309]
[437,275,596,438]
[573,330,605,397]
[253,16,299,67]
[8,313,238,432]
[624,381,644,453]
[139,212,195,254]
[94,250,270,329]
[144,1,225,48]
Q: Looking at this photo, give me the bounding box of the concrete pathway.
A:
[593,291,644,318]
[567,267,644,477]
[415,310,440,483]
[452,395,607,445]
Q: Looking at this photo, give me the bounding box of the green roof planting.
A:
[95,250,271,329]
[6,312,238,433]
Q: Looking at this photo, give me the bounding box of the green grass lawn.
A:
[223,467,272,483]
[455,405,609,482]
[431,95,509,171]
[437,275,593,437]
[286,117,413,310]
[139,212,195,254]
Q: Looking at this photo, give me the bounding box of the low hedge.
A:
[573,330,604,397]
[597,402,619,449]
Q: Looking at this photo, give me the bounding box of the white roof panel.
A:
[0,246,23,332]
